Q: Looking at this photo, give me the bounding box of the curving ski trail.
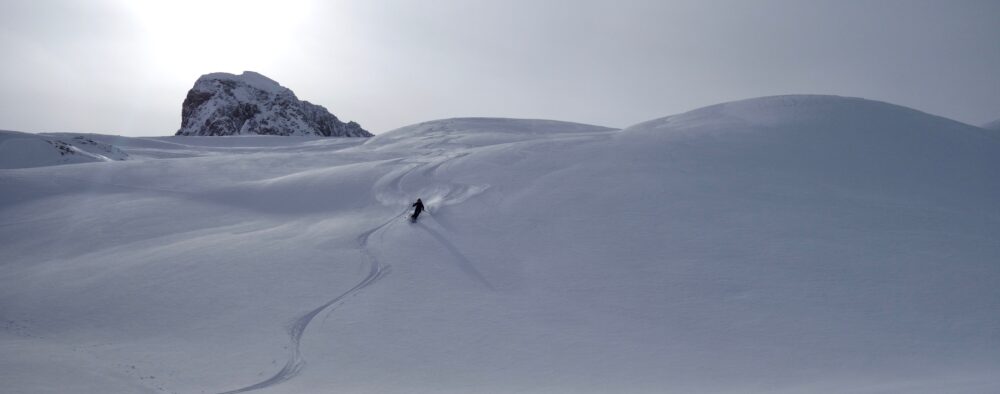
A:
[217,214,398,394]
[217,150,472,394]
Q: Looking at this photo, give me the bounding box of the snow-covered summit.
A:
[197,71,289,96]
[175,71,371,137]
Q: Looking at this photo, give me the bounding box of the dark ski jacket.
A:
[412,199,424,215]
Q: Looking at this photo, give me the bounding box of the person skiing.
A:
[410,198,425,222]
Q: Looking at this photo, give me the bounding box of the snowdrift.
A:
[1,95,998,393]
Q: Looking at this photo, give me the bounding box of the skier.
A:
[410,198,425,222]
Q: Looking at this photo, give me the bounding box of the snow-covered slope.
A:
[41,133,130,161]
[175,71,371,137]
[2,95,998,393]
[365,117,616,150]
[982,118,1000,131]
[0,130,128,169]
[621,95,999,205]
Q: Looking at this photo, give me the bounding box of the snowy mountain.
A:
[175,71,371,137]
[0,130,128,169]
[2,95,998,393]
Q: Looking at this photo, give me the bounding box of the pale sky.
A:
[1,0,998,136]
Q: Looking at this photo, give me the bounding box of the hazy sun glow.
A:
[121,0,314,81]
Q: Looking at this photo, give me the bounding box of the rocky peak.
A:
[175,71,371,137]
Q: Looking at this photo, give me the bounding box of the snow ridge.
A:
[625,95,959,134]
[0,130,128,169]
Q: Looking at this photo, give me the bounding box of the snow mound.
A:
[620,94,1000,204]
[626,95,974,136]
[0,130,128,169]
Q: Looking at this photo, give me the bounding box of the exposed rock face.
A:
[175,71,371,137]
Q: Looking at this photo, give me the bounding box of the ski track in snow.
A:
[216,214,396,394]
[217,152,486,393]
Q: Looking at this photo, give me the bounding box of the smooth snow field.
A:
[2,96,999,393]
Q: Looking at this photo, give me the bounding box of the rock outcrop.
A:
[175,71,371,137]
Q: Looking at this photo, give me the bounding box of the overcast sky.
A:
[1,0,998,136]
